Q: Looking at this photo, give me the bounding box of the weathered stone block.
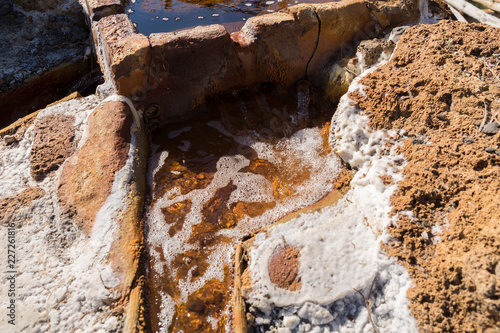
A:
[95,14,150,96]
[310,0,376,76]
[85,0,124,21]
[58,100,132,235]
[237,5,319,86]
[145,24,242,121]
[30,114,76,180]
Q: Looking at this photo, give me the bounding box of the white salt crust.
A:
[0,94,140,332]
[244,66,419,332]
[146,123,342,332]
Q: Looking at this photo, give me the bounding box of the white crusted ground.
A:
[0,95,139,332]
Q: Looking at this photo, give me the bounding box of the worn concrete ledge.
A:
[85,0,125,21]
[56,100,148,332]
[88,0,425,127]
[93,14,151,96]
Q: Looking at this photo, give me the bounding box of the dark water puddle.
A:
[145,83,341,332]
[126,0,332,35]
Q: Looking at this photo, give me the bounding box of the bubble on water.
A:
[162,17,169,21]
[197,16,204,19]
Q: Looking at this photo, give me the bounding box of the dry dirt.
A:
[352,20,500,332]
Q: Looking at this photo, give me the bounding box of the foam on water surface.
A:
[145,86,342,332]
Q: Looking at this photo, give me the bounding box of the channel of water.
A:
[145,82,344,332]
[126,0,334,34]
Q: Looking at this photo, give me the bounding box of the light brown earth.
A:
[352,20,500,332]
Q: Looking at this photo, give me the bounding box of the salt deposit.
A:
[0,95,140,332]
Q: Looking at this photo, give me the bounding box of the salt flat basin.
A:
[126,0,335,34]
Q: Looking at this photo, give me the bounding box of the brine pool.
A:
[144,83,344,332]
[126,0,333,34]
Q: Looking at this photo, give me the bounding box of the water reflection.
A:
[126,0,322,34]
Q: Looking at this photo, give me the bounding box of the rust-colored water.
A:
[145,83,339,332]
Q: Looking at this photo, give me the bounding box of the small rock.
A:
[482,122,499,135]
[412,137,424,145]
[436,113,448,121]
[297,302,333,325]
[422,231,430,241]
[463,137,474,144]
[3,135,16,145]
[283,315,300,329]
[485,147,495,154]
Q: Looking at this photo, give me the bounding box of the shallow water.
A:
[126,0,333,35]
[144,84,342,332]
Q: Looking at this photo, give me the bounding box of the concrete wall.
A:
[86,0,422,126]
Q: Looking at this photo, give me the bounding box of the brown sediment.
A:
[170,266,232,333]
[352,21,500,332]
[269,244,302,291]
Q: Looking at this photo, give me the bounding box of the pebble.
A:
[463,137,474,144]
[482,122,499,135]
[436,113,448,121]
[485,147,495,154]
[283,315,300,329]
[412,137,424,145]
[297,302,333,325]
[3,135,16,145]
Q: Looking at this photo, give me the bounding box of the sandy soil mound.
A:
[352,20,500,332]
